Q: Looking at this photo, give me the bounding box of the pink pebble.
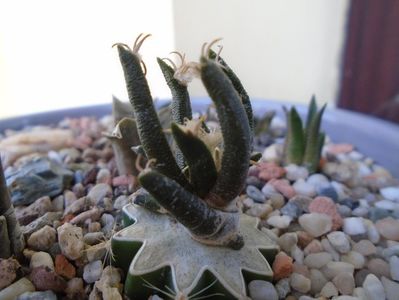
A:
[326,143,354,155]
[269,179,296,199]
[257,162,286,181]
[308,196,343,230]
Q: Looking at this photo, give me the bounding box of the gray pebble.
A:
[248,280,278,300]
[246,185,266,203]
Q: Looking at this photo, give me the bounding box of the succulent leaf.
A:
[116,45,189,188]
[305,95,318,133]
[171,123,217,197]
[303,104,326,172]
[209,50,254,135]
[284,107,305,165]
[157,58,192,124]
[200,57,251,208]
[105,117,140,176]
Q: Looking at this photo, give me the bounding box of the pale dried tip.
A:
[141,60,148,76]
[201,38,223,58]
[135,153,145,173]
[162,57,178,70]
[144,158,157,170]
[170,51,186,67]
[133,33,152,53]
[111,42,130,50]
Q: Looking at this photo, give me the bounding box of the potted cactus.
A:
[110,34,278,299]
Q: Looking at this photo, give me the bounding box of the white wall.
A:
[0,0,175,118]
[172,0,349,105]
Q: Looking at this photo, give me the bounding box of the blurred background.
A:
[1,0,398,123]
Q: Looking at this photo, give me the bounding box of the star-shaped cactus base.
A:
[111,204,278,299]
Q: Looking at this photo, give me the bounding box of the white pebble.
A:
[298,213,332,237]
[380,187,399,202]
[327,231,351,254]
[267,215,292,229]
[83,260,103,283]
[284,164,309,181]
[290,273,311,293]
[389,256,399,281]
[57,223,84,260]
[363,274,385,300]
[343,217,366,235]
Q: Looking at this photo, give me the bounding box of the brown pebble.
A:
[55,255,76,280]
[272,251,293,281]
[297,231,314,249]
[30,266,67,292]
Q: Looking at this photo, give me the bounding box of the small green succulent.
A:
[283,96,326,173]
[111,34,277,299]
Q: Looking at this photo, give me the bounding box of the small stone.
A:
[367,258,390,279]
[278,232,298,252]
[375,217,399,241]
[261,183,278,197]
[307,173,329,189]
[326,231,351,254]
[290,245,304,264]
[30,252,54,270]
[57,223,84,260]
[321,238,340,261]
[297,231,314,248]
[6,157,73,205]
[0,258,20,290]
[275,278,290,299]
[87,183,112,204]
[353,287,367,299]
[303,239,323,255]
[381,276,399,300]
[70,207,102,225]
[248,280,278,300]
[83,260,103,283]
[280,202,302,219]
[0,278,35,300]
[84,232,105,245]
[380,186,399,202]
[55,255,76,279]
[272,252,293,280]
[30,266,67,292]
[304,252,332,269]
[320,281,338,298]
[269,193,285,209]
[269,179,296,199]
[284,164,309,181]
[321,262,354,280]
[86,242,107,262]
[309,268,327,294]
[65,278,85,299]
[22,212,62,236]
[261,144,283,163]
[289,195,313,212]
[309,197,343,230]
[113,195,129,210]
[363,274,385,300]
[293,179,317,197]
[382,245,399,259]
[267,215,292,229]
[88,221,102,233]
[389,256,399,281]
[340,251,365,269]
[27,225,56,251]
[96,168,111,184]
[257,162,286,181]
[317,185,339,202]
[246,185,266,203]
[52,195,64,212]
[332,272,355,295]
[245,203,273,219]
[355,269,371,286]
[343,217,366,235]
[368,207,393,222]
[353,240,376,256]
[16,290,57,300]
[326,143,354,155]
[298,213,332,237]
[367,223,381,244]
[290,273,311,293]
[375,200,398,211]
[292,261,310,278]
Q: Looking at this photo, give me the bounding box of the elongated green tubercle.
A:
[303,104,326,173]
[284,107,305,165]
[171,123,217,197]
[157,58,192,124]
[116,45,189,188]
[209,50,254,136]
[200,57,251,208]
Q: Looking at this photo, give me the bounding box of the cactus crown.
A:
[283,96,326,173]
[115,35,253,249]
